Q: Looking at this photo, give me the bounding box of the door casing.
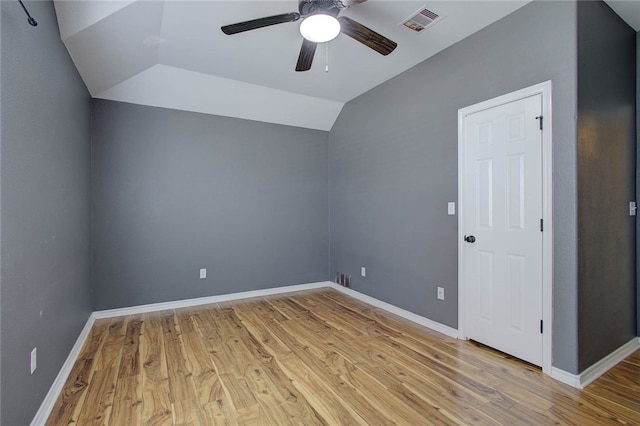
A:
[457,81,553,375]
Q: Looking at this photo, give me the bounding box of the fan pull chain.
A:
[325,43,329,73]
[18,0,38,26]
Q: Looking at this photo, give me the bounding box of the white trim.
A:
[92,280,459,338]
[30,314,96,426]
[328,283,459,339]
[540,81,554,375]
[550,337,640,389]
[28,280,474,425]
[579,337,640,388]
[457,81,554,374]
[92,281,330,319]
[30,279,639,425]
[550,367,582,388]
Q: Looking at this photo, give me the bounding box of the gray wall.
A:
[328,1,581,372]
[91,100,329,310]
[1,4,3,422]
[577,1,637,371]
[637,31,640,336]
[0,1,92,424]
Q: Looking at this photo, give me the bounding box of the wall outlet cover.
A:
[437,287,445,300]
[361,266,366,277]
[199,268,207,279]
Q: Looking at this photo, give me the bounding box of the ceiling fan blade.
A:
[295,39,317,72]
[337,16,397,56]
[221,12,300,35]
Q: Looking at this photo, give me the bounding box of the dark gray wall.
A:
[91,100,329,310]
[637,31,640,336]
[328,1,580,372]
[576,1,636,372]
[0,1,92,424]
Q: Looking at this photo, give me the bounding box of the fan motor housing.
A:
[298,0,341,16]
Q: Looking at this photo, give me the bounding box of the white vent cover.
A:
[401,7,442,33]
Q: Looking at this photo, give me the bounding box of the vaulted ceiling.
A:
[54,1,638,131]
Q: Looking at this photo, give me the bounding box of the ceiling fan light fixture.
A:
[299,14,341,43]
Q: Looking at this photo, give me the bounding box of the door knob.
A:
[464,235,476,243]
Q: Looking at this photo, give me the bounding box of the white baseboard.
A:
[29,280,483,425]
[33,280,637,424]
[94,281,459,340]
[327,283,460,339]
[579,337,640,388]
[550,337,640,389]
[550,367,582,388]
[30,313,96,426]
[92,281,331,319]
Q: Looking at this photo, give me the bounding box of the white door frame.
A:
[457,81,553,375]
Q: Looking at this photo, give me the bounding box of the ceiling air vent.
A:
[401,7,442,33]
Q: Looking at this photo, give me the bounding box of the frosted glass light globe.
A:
[300,14,341,43]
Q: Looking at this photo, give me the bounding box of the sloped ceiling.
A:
[604,0,640,31]
[54,0,635,131]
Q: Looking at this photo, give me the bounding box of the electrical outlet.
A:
[437,287,445,300]
[30,347,37,374]
[199,268,207,279]
[361,266,366,277]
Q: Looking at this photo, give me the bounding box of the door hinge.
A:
[535,115,543,130]
[540,218,543,232]
[540,320,543,334]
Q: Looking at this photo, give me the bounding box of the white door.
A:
[462,94,543,366]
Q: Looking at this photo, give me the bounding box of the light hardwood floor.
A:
[46,289,640,425]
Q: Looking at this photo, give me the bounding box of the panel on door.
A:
[463,94,543,366]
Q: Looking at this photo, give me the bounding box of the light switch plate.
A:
[447,202,455,215]
[630,202,637,216]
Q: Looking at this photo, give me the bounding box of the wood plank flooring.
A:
[46,289,640,425]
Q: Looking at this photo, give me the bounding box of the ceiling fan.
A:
[221,0,397,72]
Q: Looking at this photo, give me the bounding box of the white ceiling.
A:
[54,1,638,131]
